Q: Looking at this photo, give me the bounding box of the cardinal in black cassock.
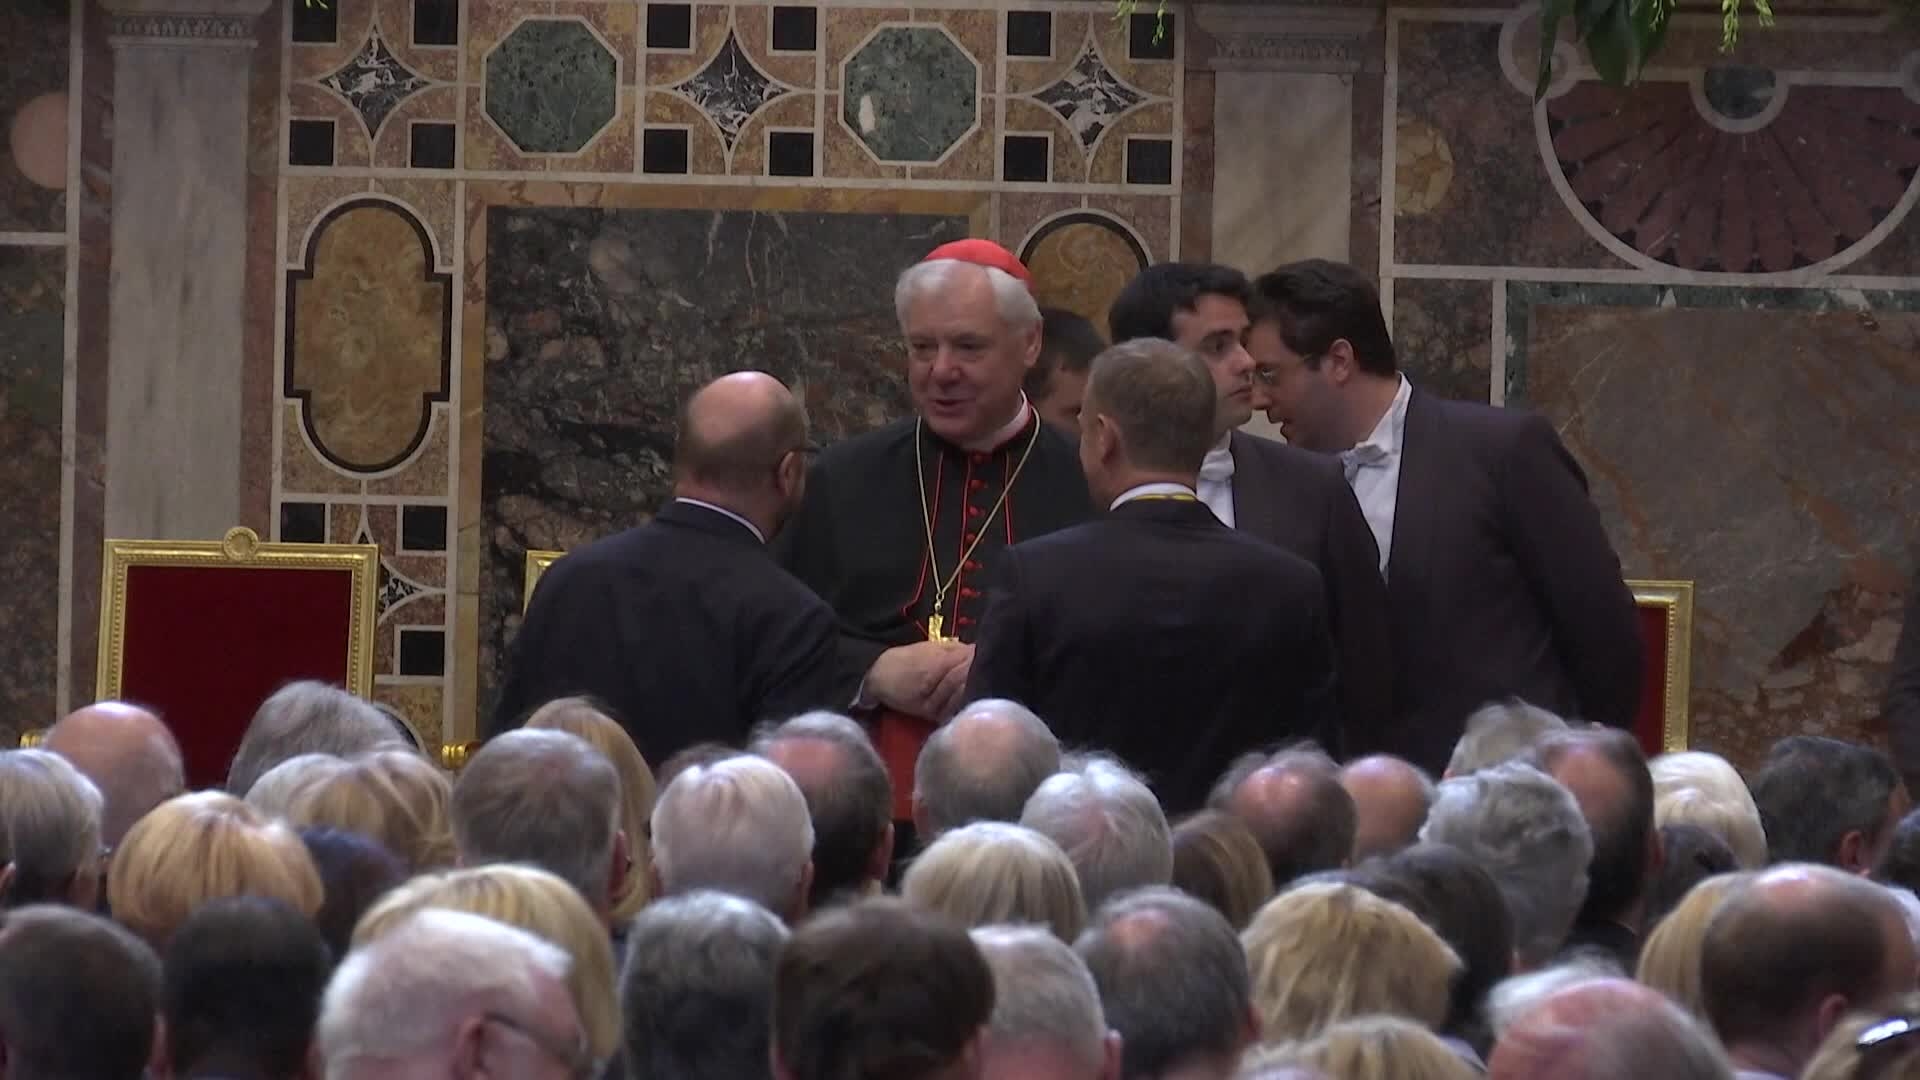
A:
[775,240,1093,824]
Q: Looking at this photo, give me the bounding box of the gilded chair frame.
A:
[1629,578,1696,752]
[524,549,565,612]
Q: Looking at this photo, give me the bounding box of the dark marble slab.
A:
[1511,282,1920,769]
[1391,276,1491,403]
[483,19,617,155]
[0,0,70,233]
[842,26,979,164]
[0,247,66,741]
[479,205,970,715]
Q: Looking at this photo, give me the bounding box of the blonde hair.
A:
[525,697,657,919]
[1635,871,1756,1020]
[244,753,349,818]
[354,863,621,1065]
[108,791,322,946]
[902,822,1087,941]
[1803,991,1920,1080]
[1242,882,1460,1042]
[1173,809,1276,930]
[1245,1016,1477,1080]
[1651,752,1768,869]
[284,750,455,872]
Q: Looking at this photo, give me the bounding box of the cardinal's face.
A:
[904,267,1040,446]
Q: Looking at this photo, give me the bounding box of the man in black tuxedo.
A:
[489,372,846,761]
[1249,260,1642,772]
[1108,263,1392,752]
[965,338,1336,814]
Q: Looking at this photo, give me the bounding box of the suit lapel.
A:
[1387,390,1440,598]
[1227,432,1281,538]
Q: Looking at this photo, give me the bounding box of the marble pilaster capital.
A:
[102,0,271,48]
[1192,4,1379,73]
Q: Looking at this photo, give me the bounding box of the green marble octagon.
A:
[842,26,978,164]
[485,19,618,155]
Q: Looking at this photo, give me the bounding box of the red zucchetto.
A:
[921,238,1034,290]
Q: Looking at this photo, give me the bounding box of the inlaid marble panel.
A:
[0,247,64,738]
[0,0,69,233]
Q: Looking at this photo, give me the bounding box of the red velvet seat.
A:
[1628,580,1695,756]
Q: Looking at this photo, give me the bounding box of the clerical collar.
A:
[1110,482,1198,510]
[672,497,766,544]
[945,395,1034,454]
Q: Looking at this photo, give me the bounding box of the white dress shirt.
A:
[1196,435,1236,527]
[1341,375,1412,576]
[673,498,765,544]
[1110,482,1199,511]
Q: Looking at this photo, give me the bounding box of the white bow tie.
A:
[1341,442,1390,481]
[1199,446,1235,485]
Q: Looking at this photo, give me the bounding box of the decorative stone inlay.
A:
[843,25,978,164]
[106,13,256,43]
[378,561,424,617]
[1190,5,1377,73]
[673,31,786,150]
[1034,41,1144,149]
[322,31,431,138]
[485,18,619,155]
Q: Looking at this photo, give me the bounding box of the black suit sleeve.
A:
[1318,477,1393,754]
[1499,414,1644,729]
[1886,577,1920,782]
[965,549,1035,708]
[751,595,852,725]
[487,569,571,737]
[1294,568,1342,753]
[772,461,891,688]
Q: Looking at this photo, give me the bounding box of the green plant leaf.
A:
[1632,0,1672,64]
[1534,0,1576,99]
[1584,0,1643,85]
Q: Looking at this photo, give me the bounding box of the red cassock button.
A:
[964,560,982,571]
[958,616,975,627]
[970,453,989,465]
[966,505,983,518]
[968,479,986,491]
[960,587,981,599]
[963,532,977,544]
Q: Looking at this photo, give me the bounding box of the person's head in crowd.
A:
[1346,842,1516,1052]
[773,897,995,1080]
[355,863,621,1071]
[1444,699,1568,778]
[903,820,1088,942]
[1483,955,1618,1042]
[1243,260,1398,451]
[525,695,659,921]
[1878,807,1920,896]
[1108,263,1257,442]
[299,826,407,961]
[1029,307,1106,436]
[972,925,1121,1080]
[451,727,627,922]
[622,890,789,1080]
[0,748,105,910]
[283,748,455,873]
[674,370,815,537]
[1074,887,1257,1080]
[1801,991,1920,1080]
[162,897,332,1080]
[319,908,585,1080]
[43,700,183,849]
[1246,1017,1478,1080]
[1339,755,1434,861]
[652,754,815,922]
[1077,338,1222,507]
[657,741,743,789]
[914,699,1062,841]
[227,681,405,796]
[1211,749,1356,890]
[245,752,350,818]
[1646,824,1739,925]
[1634,870,1755,1022]
[1701,863,1917,1077]
[752,711,894,908]
[1171,809,1275,930]
[1421,761,1593,969]
[110,790,323,947]
[1530,728,1660,945]
[0,904,162,1078]
[1752,735,1910,872]
[1650,750,1768,869]
[1241,880,1460,1042]
[895,242,1043,447]
[1488,976,1733,1080]
[1021,758,1173,912]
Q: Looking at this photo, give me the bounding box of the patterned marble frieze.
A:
[0,0,70,233]
[1509,282,1920,768]
[485,18,620,155]
[842,25,978,164]
[676,29,790,150]
[1035,40,1146,150]
[322,29,432,140]
[0,247,65,740]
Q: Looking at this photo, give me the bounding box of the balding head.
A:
[1531,729,1656,929]
[753,712,894,908]
[1339,755,1432,861]
[1212,751,1355,888]
[673,371,809,533]
[914,699,1061,840]
[1490,977,1732,1080]
[45,703,183,848]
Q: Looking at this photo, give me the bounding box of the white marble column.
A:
[102,0,267,540]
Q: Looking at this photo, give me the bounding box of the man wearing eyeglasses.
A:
[1106,263,1393,756]
[489,372,846,761]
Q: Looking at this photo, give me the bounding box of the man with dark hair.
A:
[1531,727,1660,972]
[1107,263,1392,756]
[773,897,995,1080]
[752,711,895,907]
[1751,735,1910,871]
[491,371,846,757]
[966,339,1336,813]
[1700,864,1915,1079]
[623,891,789,1080]
[163,897,333,1080]
[1248,259,1642,771]
[0,904,162,1078]
[1211,749,1356,889]
[1028,307,1107,436]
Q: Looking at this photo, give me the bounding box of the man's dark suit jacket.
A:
[488,500,846,761]
[1885,573,1920,784]
[1385,389,1643,771]
[1229,431,1394,753]
[964,497,1337,815]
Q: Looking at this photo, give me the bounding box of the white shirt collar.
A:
[673,498,766,544]
[1342,375,1412,473]
[1110,482,1198,511]
[958,394,1034,453]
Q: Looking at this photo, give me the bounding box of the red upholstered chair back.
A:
[1628,580,1695,757]
[97,529,378,790]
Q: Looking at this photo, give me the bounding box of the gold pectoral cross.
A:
[926,612,948,642]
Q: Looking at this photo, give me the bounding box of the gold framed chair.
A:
[524,548,566,612]
[1628,579,1696,754]
[92,526,378,788]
